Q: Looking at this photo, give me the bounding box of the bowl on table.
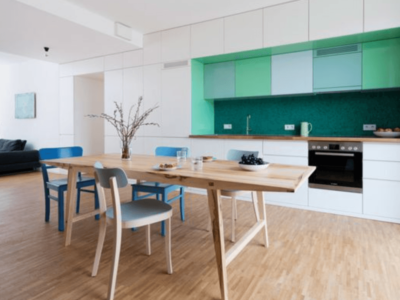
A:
[238,162,269,171]
[202,156,215,162]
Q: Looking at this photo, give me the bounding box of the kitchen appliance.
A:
[308,141,362,193]
[301,122,312,137]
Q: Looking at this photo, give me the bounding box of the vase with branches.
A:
[86,96,159,160]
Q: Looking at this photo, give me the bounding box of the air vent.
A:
[315,44,360,57]
[163,60,189,69]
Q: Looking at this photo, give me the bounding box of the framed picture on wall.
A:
[15,92,36,119]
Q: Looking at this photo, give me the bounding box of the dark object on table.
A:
[0,139,41,174]
[239,154,265,165]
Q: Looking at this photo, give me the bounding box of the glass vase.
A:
[121,141,132,160]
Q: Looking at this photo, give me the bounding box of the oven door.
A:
[309,151,362,193]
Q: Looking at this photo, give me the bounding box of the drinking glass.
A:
[177,150,187,165]
[191,157,203,171]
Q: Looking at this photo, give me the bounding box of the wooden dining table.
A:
[42,153,315,300]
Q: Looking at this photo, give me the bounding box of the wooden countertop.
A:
[189,134,400,143]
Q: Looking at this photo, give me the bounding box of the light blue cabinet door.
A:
[313,51,362,92]
[204,61,235,99]
[271,50,313,95]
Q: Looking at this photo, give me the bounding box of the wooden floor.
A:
[1,172,400,300]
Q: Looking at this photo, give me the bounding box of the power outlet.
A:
[363,124,376,131]
[224,124,232,130]
[285,124,295,130]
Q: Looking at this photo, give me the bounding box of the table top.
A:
[42,154,315,193]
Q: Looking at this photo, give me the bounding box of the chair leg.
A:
[58,191,65,232]
[94,187,100,221]
[180,187,185,222]
[165,218,173,274]
[107,222,122,300]
[231,196,236,242]
[92,216,107,277]
[76,188,81,214]
[45,189,50,222]
[145,225,151,255]
[160,190,168,237]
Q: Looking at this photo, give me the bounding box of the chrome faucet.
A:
[246,114,251,135]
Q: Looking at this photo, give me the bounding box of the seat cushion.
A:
[106,199,172,227]
[0,139,26,151]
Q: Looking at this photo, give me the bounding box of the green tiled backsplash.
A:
[214,90,400,136]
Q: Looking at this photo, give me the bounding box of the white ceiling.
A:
[0,0,291,64]
[0,0,137,64]
[66,0,292,34]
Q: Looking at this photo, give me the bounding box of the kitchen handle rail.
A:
[315,152,355,157]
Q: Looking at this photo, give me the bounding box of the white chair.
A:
[91,162,173,300]
[221,149,267,243]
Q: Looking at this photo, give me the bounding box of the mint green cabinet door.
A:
[363,38,400,90]
[204,62,235,99]
[313,46,362,92]
[235,57,271,97]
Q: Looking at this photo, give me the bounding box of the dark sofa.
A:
[0,139,41,174]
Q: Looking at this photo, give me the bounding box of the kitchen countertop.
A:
[189,134,400,143]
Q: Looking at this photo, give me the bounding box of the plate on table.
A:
[373,131,400,138]
[238,162,269,171]
[153,163,180,171]
[202,156,216,162]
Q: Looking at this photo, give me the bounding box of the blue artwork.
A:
[15,93,36,119]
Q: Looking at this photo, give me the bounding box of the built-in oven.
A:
[308,141,362,193]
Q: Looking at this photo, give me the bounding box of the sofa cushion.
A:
[0,139,26,151]
[0,150,40,165]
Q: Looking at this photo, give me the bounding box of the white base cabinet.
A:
[364,179,400,220]
[309,188,363,214]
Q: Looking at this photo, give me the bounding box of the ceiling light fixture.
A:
[44,47,49,57]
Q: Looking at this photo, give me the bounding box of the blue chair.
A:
[39,146,99,231]
[131,146,188,236]
[221,149,259,242]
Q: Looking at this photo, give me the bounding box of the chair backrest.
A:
[226,149,259,161]
[39,146,84,183]
[94,166,128,189]
[155,146,190,157]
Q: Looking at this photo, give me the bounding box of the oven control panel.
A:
[308,141,363,152]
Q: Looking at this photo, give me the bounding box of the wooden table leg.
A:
[257,191,269,248]
[207,189,229,300]
[65,166,78,246]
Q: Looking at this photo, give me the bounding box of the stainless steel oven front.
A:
[308,141,362,193]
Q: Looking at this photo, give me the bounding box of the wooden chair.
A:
[92,162,173,300]
[38,146,99,231]
[131,146,188,236]
[221,149,263,242]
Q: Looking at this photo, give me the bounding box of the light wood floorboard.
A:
[1,172,400,300]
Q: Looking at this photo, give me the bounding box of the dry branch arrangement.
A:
[86,96,159,159]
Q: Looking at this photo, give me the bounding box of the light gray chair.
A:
[91,162,173,300]
[221,149,261,242]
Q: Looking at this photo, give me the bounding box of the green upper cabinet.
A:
[204,61,235,99]
[363,38,400,90]
[313,44,362,92]
[235,56,271,97]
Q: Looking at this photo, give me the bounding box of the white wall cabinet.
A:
[123,67,143,136]
[69,57,104,76]
[263,141,308,157]
[224,10,263,53]
[191,138,225,159]
[364,0,400,32]
[161,26,191,63]
[264,0,309,48]
[161,66,191,137]
[143,32,162,65]
[143,64,162,137]
[271,50,313,95]
[309,0,363,41]
[123,50,143,68]
[191,19,224,58]
[59,77,74,135]
[104,54,123,71]
[104,70,123,136]
[364,179,400,220]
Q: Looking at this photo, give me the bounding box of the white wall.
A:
[0,59,59,150]
[74,75,104,155]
